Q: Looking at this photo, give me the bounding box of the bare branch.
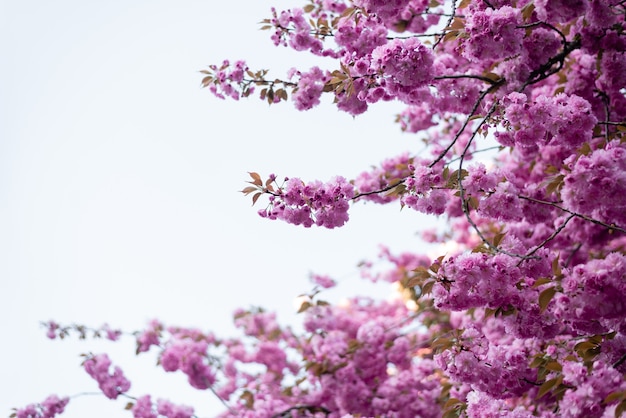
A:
[517,214,576,266]
[518,195,626,234]
[434,74,502,85]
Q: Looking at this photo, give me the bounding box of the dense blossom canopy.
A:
[14,0,626,417]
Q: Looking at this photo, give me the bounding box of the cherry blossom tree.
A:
[13,0,626,417]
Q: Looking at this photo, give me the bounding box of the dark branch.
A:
[434,74,501,85]
[613,352,626,369]
[271,405,331,418]
[517,214,576,266]
[429,78,505,168]
[518,195,626,234]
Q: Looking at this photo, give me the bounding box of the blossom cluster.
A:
[370,38,434,89]
[352,153,415,204]
[160,338,216,390]
[258,176,354,228]
[12,396,69,418]
[561,141,626,226]
[501,92,597,156]
[131,396,194,418]
[463,6,523,62]
[83,353,131,399]
[16,0,626,417]
[555,252,626,335]
[353,0,438,33]
[201,60,250,101]
[334,11,387,56]
[291,66,327,110]
[44,321,122,341]
[266,7,329,56]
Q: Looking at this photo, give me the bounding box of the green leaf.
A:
[443,398,463,409]
[529,356,546,368]
[579,142,592,156]
[431,337,453,353]
[574,340,597,352]
[484,307,496,318]
[483,72,501,82]
[537,377,559,399]
[604,390,626,404]
[442,166,450,181]
[539,287,557,312]
[552,256,562,278]
[394,20,409,33]
[545,174,565,196]
[545,361,562,372]
[493,232,506,247]
[532,277,552,288]
[521,3,535,21]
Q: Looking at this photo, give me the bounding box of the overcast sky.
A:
[0,1,434,416]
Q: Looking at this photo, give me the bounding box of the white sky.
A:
[1,1,436,416]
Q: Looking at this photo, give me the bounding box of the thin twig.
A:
[271,405,331,418]
[516,21,567,45]
[597,90,612,143]
[353,180,405,199]
[433,0,459,50]
[518,195,626,234]
[241,78,297,88]
[456,102,536,259]
[209,386,236,415]
[564,243,582,267]
[517,214,576,266]
[520,35,581,91]
[446,145,503,165]
[613,352,626,369]
[429,72,506,167]
[434,74,501,85]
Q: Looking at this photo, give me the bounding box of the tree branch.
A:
[429,79,505,168]
[271,405,331,418]
[517,214,576,266]
[433,0,460,49]
[613,352,626,369]
[518,195,626,234]
[434,74,501,85]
